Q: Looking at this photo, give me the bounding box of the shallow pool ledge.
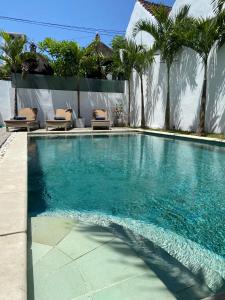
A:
[0,133,27,300]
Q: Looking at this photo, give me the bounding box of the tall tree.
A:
[0,32,26,116]
[212,0,225,12]
[134,5,191,130]
[183,17,219,135]
[111,37,144,127]
[134,48,155,128]
[39,38,84,118]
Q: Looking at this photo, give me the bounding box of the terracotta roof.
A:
[138,0,172,15]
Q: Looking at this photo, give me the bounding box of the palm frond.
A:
[212,0,225,13]
[133,20,160,41]
[151,5,171,24]
[174,5,190,22]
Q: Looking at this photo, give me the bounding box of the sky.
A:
[0,0,175,47]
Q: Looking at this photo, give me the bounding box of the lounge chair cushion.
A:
[95,116,105,120]
[14,116,27,120]
[54,116,66,120]
[94,109,107,119]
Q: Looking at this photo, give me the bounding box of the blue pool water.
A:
[28,134,225,258]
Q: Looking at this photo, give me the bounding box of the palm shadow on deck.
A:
[75,221,224,300]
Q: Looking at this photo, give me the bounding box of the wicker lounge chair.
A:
[91,109,111,130]
[5,108,39,132]
[46,108,73,131]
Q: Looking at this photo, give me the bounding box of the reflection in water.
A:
[28,134,225,258]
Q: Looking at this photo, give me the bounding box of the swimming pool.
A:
[28,133,225,287]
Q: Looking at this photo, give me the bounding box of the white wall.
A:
[0,80,13,125]
[0,80,128,127]
[126,0,225,133]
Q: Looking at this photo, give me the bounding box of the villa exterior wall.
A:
[0,80,13,125]
[0,80,127,127]
[126,0,225,134]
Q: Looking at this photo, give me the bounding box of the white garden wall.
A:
[0,80,128,127]
[126,0,225,134]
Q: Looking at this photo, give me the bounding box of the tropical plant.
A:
[39,38,85,118]
[134,5,191,130]
[81,34,112,79]
[183,17,219,135]
[212,0,225,12]
[134,48,155,128]
[0,64,10,80]
[111,37,146,127]
[213,0,225,45]
[0,32,27,116]
[38,38,83,77]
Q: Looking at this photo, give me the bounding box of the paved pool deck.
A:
[0,133,27,300]
[0,127,11,147]
[28,216,215,300]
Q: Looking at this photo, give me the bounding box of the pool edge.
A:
[0,133,27,300]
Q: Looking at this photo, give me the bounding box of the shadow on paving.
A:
[75,221,225,300]
[26,218,225,300]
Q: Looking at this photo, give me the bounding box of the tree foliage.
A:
[81,36,112,79]
[134,5,191,67]
[134,5,191,130]
[0,31,27,73]
[39,38,84,77]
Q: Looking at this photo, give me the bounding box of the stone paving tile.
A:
[0,191,27,235]
[73,295,92,300]
[29,242,52,266]
[0,233,27,300]
[32,248,72,280]
[0,127,10,147]
[0,133,27,300]
[91,273,175,300]
[33,263,88,300]
[175,284,214,300]
[72,237,151,291]
[56,223,115,259]
[30,216,74,246]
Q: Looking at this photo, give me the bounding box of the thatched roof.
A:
[23,53,54,75]
[88,34,113,58]
[138,0,172,15]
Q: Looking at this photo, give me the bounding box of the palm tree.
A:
[184,17,219,135]
[111,37,147,127]
[0,32,26,116]
[134,48,155,128]
[133,5,191,130]
[213,0,225,45]
[212,0,225,12]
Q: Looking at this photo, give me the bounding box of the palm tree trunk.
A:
[128,79,131,127]
[197,61,207,135]
[13,72,18,117]
[164,64,171,130]
[140,74,145,128]
[77,89,81,118]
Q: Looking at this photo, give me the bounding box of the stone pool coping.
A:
[0,133,27,300]
[29,127,225,146]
